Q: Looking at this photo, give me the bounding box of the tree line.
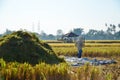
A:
[1,23,120,40]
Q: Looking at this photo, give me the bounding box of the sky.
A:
[0,0,120,34]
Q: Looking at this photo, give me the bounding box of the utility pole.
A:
[38,21,40,34]
[32,22,34,32]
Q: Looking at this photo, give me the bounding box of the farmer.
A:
[75,36,85,58]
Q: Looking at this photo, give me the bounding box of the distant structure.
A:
[62,32,79,43]
[32,22,34,32]
[38,21,40,34]
[31,21,40,34]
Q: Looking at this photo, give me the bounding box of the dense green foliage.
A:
[0,31,62,64]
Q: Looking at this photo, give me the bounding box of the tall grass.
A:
[49,43,120,57]
[0,59,70,80]
[0,59,119,80]
[77,63,102,80]
[46,40,120,44]
[85,40,120,43]
[83,47,120,57]
[0,40,120,80]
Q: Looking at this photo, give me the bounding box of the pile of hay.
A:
[0,31,62,64]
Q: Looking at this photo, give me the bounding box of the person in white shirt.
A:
[75,36,85,58]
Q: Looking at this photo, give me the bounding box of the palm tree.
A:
[118,24,120,28]
[105,23,107,26]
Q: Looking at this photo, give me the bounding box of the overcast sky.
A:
[0,0,120,34]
